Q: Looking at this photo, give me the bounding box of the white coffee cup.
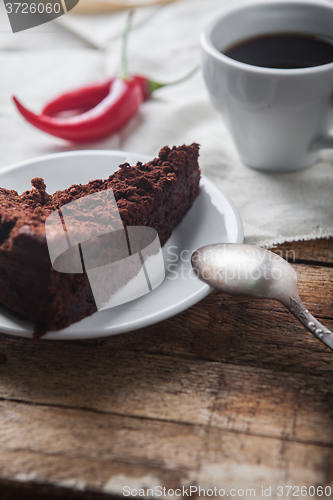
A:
[201,0,333,171]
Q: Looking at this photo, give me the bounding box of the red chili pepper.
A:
[13,78,143,143]
[41,77,114,116]
[13,11,198,143]
[40,75,159,117]
[40,69,196,118]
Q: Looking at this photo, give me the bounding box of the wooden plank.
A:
[211,363,333,445]
[0,482,109,500]
[0,402,203,470]
[0,401,332,498]
[0,409,200,493]
[273,238,333,264]
[0,347,220,425]
[1,338,333,445]
[198,430,333,499]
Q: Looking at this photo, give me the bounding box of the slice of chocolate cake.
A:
[0,144,200,334]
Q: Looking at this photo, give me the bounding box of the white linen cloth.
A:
[0,0,332,247]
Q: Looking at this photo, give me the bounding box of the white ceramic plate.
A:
[0,150,243,340]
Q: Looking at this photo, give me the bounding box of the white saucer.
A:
[0,150,243,340]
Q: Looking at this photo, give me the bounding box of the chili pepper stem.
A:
[148,65,200,94]
[120,10,134,80]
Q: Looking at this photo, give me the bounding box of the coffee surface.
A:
[222,33,333,69]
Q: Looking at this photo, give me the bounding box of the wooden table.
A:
[0,238,332,500]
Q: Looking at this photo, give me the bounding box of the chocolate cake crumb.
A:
[33,324,48,339]
[31,178,47,191]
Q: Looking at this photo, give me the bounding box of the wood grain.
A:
[0,239,331,499]
[273,238,333,264]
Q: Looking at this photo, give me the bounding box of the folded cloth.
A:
[0,0,332,247]
[71,0,180,14]
[55,4,161,49]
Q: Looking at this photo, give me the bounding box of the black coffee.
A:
[222,33,333,69]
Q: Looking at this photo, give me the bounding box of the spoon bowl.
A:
[192,244,333,350]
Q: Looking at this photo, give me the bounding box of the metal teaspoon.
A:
[191,244,333,350]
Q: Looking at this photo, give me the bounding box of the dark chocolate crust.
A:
[0,144,200,333]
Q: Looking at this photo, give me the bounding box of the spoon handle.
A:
[285,295,333,350]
